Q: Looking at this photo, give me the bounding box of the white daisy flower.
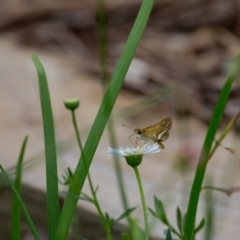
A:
[107,143,161,167]
[107,143,161,156]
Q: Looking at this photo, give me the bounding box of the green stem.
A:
[71,110,112,240]
[208,112,240,160]
[56,1,154,238]
[96,0,110,91]
[133,167,148,240]
[71,111,83,151]
[96,0,130,217]
[107,118,130,213]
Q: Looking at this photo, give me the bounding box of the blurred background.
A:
[1,0,240,239]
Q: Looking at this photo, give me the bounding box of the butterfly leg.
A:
[135,137,140,147]
[157,141,165,149]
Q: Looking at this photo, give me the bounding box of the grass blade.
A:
[0,164,40,240]
[32,55,59,240]
[176,207,183,234]
[11,136,28,240]
[183,54,240,240]
[166,229,173,240]
[56,0,154,239]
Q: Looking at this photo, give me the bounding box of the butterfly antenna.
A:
[122,124,136,146]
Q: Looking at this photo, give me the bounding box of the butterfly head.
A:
[134,128,143,139]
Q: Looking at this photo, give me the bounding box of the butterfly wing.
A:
[142,117,172,148]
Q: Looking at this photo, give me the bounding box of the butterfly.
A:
[131,117,172,149]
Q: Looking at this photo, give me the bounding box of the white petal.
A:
[107,143,161,158]
[143,143,161,154]
[107,147,126,156]
[141,144,149,152]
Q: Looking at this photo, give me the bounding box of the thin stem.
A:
[107,118,130,214]
[96,0,130,221]
[208,111,240,160]
[133,167,149,240]
[71,111,83,151]
[71,110,112,240]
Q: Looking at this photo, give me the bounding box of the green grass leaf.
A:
[0,164,40,240]
[131,218,145,240]
[183,53,240,240]
[109,207,137,229]
[149,197,181,238]
[176,207,183,235]
[166,229,173,240]
[32,55,59,240]
[152,196,170,225]
[121,233,131,240]
[114,207,137,223]
[55,0,154,239]
[194,218,205,235]
[11,136,28,240]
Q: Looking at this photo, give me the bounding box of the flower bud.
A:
[64,98,80,110]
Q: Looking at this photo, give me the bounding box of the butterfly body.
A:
[134,117,172,149]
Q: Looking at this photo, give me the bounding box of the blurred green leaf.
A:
[79,192,94,203]
[0,164,40,240]
[176,207,183,235]
[32,55,59,240]
[11,136,28,240]
[131,218,144,240]
[121,233,130,240]
[153,196,170,225]
[166,228,173,240]
[194,218,205,235]
[113,207,137,227]
[105,208,136,230]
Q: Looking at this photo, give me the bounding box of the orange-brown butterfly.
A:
[123,117,172,149]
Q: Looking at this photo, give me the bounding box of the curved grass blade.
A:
[194,218,205,235]
[55,0,155,239]
[183,53,240,240]
[176,207,183,235]
[0,164,40,240]
[32,55,59,240]
[11,136,28,240]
